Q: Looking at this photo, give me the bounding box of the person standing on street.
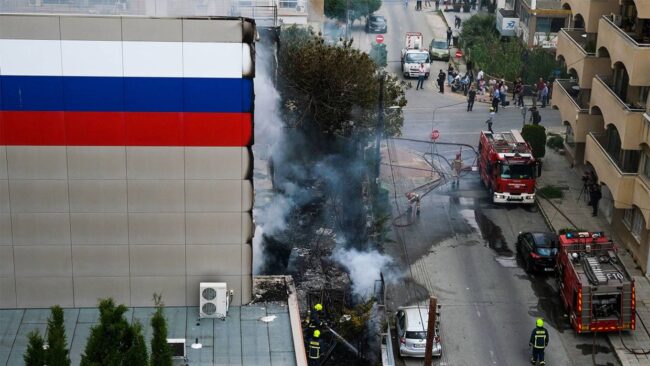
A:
[485,107,495,133]
[452,153,463,185]
[589,184,602,217]
[520,106,527,125]
[455,15,462,29]
[499,80,508,107]
[514,78,524,106]
[529,318,549,365]
[540,82,549,108]
[437,69,446,93]
[424,0,431,7]
[467,85,476,111]
[416,0,422,10]
[491,88,500,113]
[447,27,453,47]
[435,0,440,10]
[416,63,425,90]
[529,106,541,125]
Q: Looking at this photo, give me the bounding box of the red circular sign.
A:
[455,50,463,58]
[376,34,384,44]
[431,130,440,140]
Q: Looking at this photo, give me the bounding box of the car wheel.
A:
[404,73,409,78]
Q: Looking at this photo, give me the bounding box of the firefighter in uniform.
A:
[529,318,549,365]
[307,303,324,331]
[308,329,321,366]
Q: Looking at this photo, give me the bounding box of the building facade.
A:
[554,0,650,273]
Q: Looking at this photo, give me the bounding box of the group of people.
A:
[582,171,602,217]
[305,303,325,365]
[412,0,438,11]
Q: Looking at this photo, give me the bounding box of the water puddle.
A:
[576,343,613,355]
[494,256,518,268]
[473,210,513,257]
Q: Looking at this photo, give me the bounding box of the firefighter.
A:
[307,303,324,331]
[529,318,549,365]
[406,192,420,216]
[307,329,321,366]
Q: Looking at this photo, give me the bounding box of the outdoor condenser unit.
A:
[199,282,230,319]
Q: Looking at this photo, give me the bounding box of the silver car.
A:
[429,39,450,61]
[396,305,442,357]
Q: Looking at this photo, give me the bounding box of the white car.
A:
[401,50,431,78]
[395,305,442,357]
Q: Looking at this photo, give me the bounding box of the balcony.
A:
[597,15,650,85]
[584,133,637,209]
[556,29,611,89]
[590,75,645,149]
[561,0,619,33]
[552,79,602,142]
[633,0,650,19]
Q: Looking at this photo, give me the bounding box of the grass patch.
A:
[537,185,564,199]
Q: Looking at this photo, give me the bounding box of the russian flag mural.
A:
[0,15,255,308]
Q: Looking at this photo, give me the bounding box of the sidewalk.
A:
[536,149,650,366]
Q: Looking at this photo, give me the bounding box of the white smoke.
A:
[332,247,393,298]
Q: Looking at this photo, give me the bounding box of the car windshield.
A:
[370,16,386,23]
[533,234,558,248]
[500,164,533,179]
[431,41,447,49]
[405,331,427,339]
[537,247,558,256]
[405,53,429,63]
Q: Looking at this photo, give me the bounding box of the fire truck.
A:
[557,232,635,333]
[477,130,539,203]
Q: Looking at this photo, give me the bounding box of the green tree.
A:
[150,294,172,366]
[24,331,46,366]
[278,26,407,137]
[46,306,71,366]
[521,124,547,159]
[325,0,382,21]
[123,322,148,366]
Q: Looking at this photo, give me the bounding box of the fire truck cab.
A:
[477,130,538,204]
[557,232,635,333]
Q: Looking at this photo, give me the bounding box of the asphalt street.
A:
[365,1,622,365]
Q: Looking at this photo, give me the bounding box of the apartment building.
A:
[553,0,650,273]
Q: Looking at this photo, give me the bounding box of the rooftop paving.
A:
[0,304,296,366]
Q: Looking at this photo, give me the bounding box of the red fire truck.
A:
[557,232,635,333]
[477,130,539,204]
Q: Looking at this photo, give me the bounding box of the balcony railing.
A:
[559,28,597,55]
[603,15,650,47]
[594,75,646,112]
[590,132,641,174]
[555,79,590,111]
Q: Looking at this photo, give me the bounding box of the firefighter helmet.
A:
[314,303,323,311]
[313,330,321,338]
[536,318,544,327]
[489,107,495,112]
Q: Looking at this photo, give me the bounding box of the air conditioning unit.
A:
[166,338,186,359]
[199,282,230,319]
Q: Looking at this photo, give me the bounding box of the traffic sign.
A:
[376,34,384,44]
[455,50,463,58]
[431,130,440,140]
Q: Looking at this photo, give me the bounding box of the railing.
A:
[231,4,277,27]
[594,75,647,112]
[560,28,597,55]
[589,132,640,175]
[555,79,590,111]
[602,15,650,48]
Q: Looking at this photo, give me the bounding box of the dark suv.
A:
[366,15,387,33]
[516,232,558,272]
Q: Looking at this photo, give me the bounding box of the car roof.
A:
[431,39,447,43]
[401,306,429,331]
[370,15,386,20]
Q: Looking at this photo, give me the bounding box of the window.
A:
[623,207,645,241]
[641,152,650,181]
[536,17,566,33]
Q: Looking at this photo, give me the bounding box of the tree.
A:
[369,42,387,68]
[80,298,148,366]
[24,331,46,366]
[521,124,547,159]
[325,0,382,22]
[46,306,71,366]
[150,294,172,366]
[278,26,407,138]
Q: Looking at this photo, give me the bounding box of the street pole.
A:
[375,72,385,188]
[424,296,438,366]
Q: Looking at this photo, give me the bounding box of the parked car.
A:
[366,15,387,33]
[428,39,449,61]
[395,305,442,358]
[516,232,559,272]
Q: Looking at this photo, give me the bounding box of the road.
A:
[361,1,621,366]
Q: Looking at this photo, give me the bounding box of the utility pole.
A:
[346,0,351,41]
[375,72,385,188]
[424,296,438,365]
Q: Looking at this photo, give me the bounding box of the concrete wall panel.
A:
[67,147,126,179]
[185,213,242,244]
[9,180,69,213]
[0,148,7,179]
[130,276,186,306]
[72,245,130,277]
[15,277,74,308]
[126,147,184,179]
[0,277,17,308]
[129,213,185,245]
[186,180,243,212]
[6,146,67,179]
[185,147,247,179]
[69,180,127,213]
[0,180,9,213]
[12,213,71,245]
[13,246,72,277]
[0,246,15,276]
[186,244,242,276]
[127,180,184,212]
[74,277,130,307]
[129,245,186,276]
[0,214,11,245]
[70,213,128,245]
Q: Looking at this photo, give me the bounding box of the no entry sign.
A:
[376,34,384,44]
[431,130,440,140]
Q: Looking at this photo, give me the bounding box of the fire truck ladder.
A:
[584,257,608,285]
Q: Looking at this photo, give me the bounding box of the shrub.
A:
[521,124,547,158]
[546,134,564,149]
[537,185,563,199]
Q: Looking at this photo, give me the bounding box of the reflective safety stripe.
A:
[308,341,321,359]
[534,331,546,349]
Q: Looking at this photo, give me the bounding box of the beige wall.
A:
[562,0,619,33]
[0,146,254,308]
